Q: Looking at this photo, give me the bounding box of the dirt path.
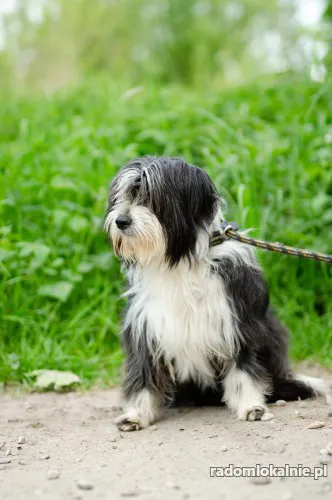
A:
[1,382,332,500]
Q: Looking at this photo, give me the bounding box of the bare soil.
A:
[1,367,332,500]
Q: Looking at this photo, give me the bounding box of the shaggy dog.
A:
[104,156,331,431]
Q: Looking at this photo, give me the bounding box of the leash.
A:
[210,222,332,264]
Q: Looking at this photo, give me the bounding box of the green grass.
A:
[0,76,331,386]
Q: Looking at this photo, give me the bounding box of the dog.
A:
[104,156,331,431]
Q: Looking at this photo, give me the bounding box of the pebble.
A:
[109,438,117,443]
[40,453,50,460]
[249,476,271,485]
[149,425,158,431]
[17,436,26,445]
[261,412,274,421]
[294,410,304,419]
[326,442,332,455]
[5,449,11,456]
[275,400,286,407]
[47,469,60,480]
[0,441,5,450]
[221,445,228,452]
[76,480,94,491]
[0,459,11,465]
[18,460,26,466]
[120,493,139,498]
[166,481,180,489]
[0,465,7,471]
[299,401,307,408]
[308,421,325,429]
[319,454,330,465]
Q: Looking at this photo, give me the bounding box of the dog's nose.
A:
[115,215,132,230]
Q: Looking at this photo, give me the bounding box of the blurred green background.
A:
[0,0,331,387]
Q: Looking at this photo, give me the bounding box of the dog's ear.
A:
[189,166,220,225]
[147,159,220,266]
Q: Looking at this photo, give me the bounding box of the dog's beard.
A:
[105,205,166,265]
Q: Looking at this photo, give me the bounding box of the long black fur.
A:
[108,156,319,420]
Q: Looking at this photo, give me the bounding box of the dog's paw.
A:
[238,405,266,421]
[115,414,145,432]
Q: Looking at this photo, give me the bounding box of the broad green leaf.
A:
[27,369,81,391]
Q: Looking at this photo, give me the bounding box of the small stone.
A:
[0,459,11,465]
[321,482,331,494]
[249,476,271,485]
[0,465,7,471]
[308,421,325,429]
[299,401,307,408]
[275,400,286,406]
[5,449,11,456]
[24,402,32,410]
[261,412,274,421]
[294,410,304,419]
[320,449,328,455]
[17,436,25,445]
[221,445,228,452]
[208,435,218,439]
[76,480,93,491]
[275,444,285,454]
[149,425,158,431]
[179,428,185,431]
[166,481,180,489]
[319,453,330,464]
[109,438,117,443]
[112,445,118,449]
[40,453,50,460]
[18,460,26,466]
[326,442,332,455]
[0,442,5,450]
[121,493,139,498]
[47,469,60,480]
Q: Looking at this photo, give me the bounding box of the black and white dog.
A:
[104,156,331,431]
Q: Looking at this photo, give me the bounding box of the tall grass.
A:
[0,76,331,386]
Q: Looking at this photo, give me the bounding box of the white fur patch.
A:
[223,364,268,420]
[118,389,160,428]
[125,233,256,388]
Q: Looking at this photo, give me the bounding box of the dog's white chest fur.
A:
[125,258,237,386]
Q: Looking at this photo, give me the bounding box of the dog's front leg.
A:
[223,364,268,421]
[116,388,162,432]
[115,328,172,431]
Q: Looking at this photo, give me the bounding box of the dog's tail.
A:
[270,374,332,409]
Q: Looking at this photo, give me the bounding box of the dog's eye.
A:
[130,177,141,199]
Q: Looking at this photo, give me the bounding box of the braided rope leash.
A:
[210,222,332,264]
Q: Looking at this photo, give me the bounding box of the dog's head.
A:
[104,156,222,266]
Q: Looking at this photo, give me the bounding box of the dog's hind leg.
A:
[222,364,269,421]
